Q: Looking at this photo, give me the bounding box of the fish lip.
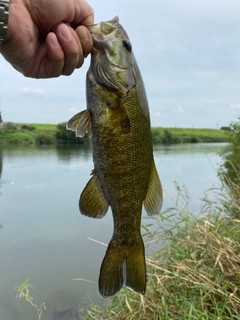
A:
[86,16,119,30]
[87,16,120,38]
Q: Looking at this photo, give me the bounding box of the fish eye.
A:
[123,40,132,52]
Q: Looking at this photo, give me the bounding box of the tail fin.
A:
[98,236,146,297]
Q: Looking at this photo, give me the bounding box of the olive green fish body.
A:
[89,67,152,219]
[67,17,162,297]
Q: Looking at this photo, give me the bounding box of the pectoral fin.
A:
[67,110,91,137]
[79,171,109,218]
[144,160,163,216]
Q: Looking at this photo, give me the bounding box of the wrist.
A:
[0,0,9,45]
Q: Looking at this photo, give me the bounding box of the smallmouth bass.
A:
[67,17,163,297]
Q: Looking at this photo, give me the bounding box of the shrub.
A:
[219,117,240,187]
[56,122,86,143]
[21,124,36,131]
[220,126,232,131]
[151,129,163,144]
[162,130,181,144]
[36,132,56,145]
[3,122,18,130]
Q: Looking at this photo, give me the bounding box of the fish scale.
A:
[67,16,163,297]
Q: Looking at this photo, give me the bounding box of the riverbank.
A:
[0,122,57,144]
[0,122,228,144]
[0,122,88,145]
[82,183,240,320]
[152,127,228,144]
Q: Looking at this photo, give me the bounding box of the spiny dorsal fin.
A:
[144,160,163,216]
[79,171,109,218]
[67,109,91,137]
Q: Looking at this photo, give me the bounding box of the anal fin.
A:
[79,171,109,218]
[67,109,91,137]
[144,160,163,216]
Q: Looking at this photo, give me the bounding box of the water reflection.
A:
[56,144,91,162]
[153,142,227,156]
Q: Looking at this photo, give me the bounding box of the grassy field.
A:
[0,122,57,144]
[152,127,228,144]
[30,123,57,131]
[166,127,227,141]
[0,122,228,145]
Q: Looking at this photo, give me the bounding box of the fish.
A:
[67,16,163,298]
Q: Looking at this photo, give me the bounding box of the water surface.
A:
[0,143,226,319]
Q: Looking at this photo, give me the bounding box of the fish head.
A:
[87,17,136,94]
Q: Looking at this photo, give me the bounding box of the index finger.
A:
[72,0,94,26]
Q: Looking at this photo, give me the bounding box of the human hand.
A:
[0,0,94,78]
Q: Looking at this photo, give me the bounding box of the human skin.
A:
[0,0,94,78]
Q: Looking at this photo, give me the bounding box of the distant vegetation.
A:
[0,122,57,144]
[151,127,228,144]
[0,122,228,145]
[56,122,88,144]
[0,122,87,145]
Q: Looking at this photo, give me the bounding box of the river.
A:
[0,143,226,319]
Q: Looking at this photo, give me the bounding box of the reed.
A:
[82,183,240,320]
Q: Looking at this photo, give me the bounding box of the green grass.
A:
[31,123,57,131]
[81,183,240,320]
[0,122,57,144]
[171,127,228,141]
[0,122,229,145]
[152,127,228,144]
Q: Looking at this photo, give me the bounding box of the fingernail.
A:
[78,27,90,42]
[51,34,59,47]
[61,26,72,40]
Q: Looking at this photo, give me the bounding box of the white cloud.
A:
[69,107,81,114]
[193,70,220,79]
[21,87,45,95]
[173,106,194,116]
[230,104,240,109]
[152,111,161,117]
[174,106,184,114]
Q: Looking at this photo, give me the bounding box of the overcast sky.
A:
[1,0,240,128]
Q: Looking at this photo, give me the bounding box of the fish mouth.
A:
[87,16,119,30]
[87,16,119,37]
[88,16,131,71]
[88,16,125,69]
